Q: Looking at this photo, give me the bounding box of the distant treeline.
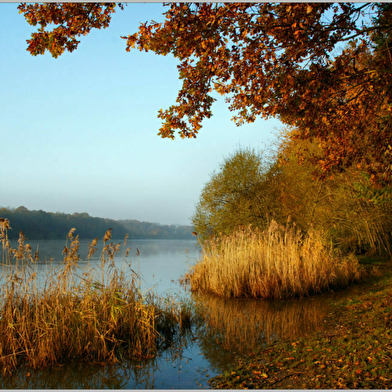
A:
[0,206,194,240]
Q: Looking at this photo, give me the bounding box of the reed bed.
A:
[188,221,362,299]
[0,221,190,375]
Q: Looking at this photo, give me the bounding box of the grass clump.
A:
[0,222,191,375]
[188,220,362,299]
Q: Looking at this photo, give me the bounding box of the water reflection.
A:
[191,293,331,370]
[0,238,359,388]
[0,339,214,389]
[0,288,343,388]
[0,286,352,389]
[1,359,160,388]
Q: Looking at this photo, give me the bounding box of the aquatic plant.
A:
[0,224,191,375]
[188,220,362,299]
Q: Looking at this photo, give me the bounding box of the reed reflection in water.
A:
[0,234,352,388]
[0,329,213,389]
[193,292,331,369]
[1,355,178,389]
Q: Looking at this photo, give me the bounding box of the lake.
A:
[0,238,350,388]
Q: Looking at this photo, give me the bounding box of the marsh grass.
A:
[0,223,191,375]
[188,220,362,299]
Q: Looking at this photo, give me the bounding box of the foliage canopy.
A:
[192,133,392,255]
[18,2,392,184]
[191,148,274,243]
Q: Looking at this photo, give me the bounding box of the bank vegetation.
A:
[189,221,361,299]
[189,133,392,299]
[0,225,191,376]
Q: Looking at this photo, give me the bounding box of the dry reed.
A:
[0,223,190,375]
[189,220,362,299]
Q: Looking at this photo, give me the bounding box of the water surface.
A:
[0,238,352,388]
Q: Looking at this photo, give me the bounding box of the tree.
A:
[192,148,274,243]
[274,128,392,255]
[18,3,392,184]
[18,3,122,58]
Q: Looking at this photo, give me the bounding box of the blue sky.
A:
[0,3,282,226]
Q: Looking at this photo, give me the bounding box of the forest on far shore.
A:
[0,206,194,240]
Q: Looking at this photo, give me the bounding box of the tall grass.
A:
[0,221,190,375]
[188,220,362,299]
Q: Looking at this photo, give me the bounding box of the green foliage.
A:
[191,148,273,243]
[0,206,128,240]
[352,173,392,206]
[119,219,194,240]
[192,129,392,256]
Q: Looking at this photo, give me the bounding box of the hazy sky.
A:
[0,3,282,226]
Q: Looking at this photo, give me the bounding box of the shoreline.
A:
[209,256,392,389]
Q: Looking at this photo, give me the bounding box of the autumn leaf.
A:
[18,2,392,185]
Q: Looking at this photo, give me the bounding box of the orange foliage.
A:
[18,3,392,185]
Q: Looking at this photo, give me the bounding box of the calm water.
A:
[3,239,200,295]
[0,239,352,388]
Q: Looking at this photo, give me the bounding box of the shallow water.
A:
[0,239,356,388]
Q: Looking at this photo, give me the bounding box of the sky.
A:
[0,3,282,226]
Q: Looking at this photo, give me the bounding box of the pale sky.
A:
[0,3,282,225]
